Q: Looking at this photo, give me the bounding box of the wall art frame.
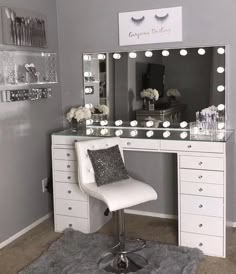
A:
[118,6,182,46]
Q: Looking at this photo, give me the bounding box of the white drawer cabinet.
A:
[52,134,111,234]
[180,169,224,184]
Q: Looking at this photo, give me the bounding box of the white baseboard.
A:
[125,209,177,220]
[0,212,52,249]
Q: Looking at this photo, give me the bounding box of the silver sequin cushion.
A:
[87,145,129,186]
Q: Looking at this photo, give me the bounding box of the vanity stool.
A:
[75,137,158,273]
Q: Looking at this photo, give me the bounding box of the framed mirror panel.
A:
[83,46,226,131]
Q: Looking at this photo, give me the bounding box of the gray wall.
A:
[0,0,62,243]
[56,0,236,218]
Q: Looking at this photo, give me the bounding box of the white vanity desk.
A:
[52,127,234,258]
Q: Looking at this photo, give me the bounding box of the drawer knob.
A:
[66,153,71,157]
[199,224,203,227]
[187,145,192,148]
[198,175,203,179]
[127,142,131,146]
[198,188,203,192]
[68,207,72,210]
[67,176,71,180]
[69,224,73,228]
[199,204,203,208]
[199,243,203,247]
[199,161,203,166]
[67,165,71,168]
[74,140,78,143]
[68,190,72,194]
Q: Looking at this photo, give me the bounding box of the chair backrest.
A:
[75,137,124,192]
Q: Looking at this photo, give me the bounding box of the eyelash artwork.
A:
[131,16,145,25]
[155,13,169,23]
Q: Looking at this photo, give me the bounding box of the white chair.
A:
[75,137,158,273]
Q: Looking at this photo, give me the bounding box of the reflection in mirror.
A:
[83,46,225,129]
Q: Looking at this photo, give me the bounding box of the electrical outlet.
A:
[42,177,48,193]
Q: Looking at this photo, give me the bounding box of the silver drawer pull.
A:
[199,204,203,208]
[68,207,72,210]
[69,224,73,228]
[199,224,203,227]
[66,153,71,157]
[67,176,71,180]
[199,243,203,247]
[67,165,71,168]
[198,175,203,179]
[198,188,203,192]
[187,145,192,148]
[68,190,72,194]
[127,142,131,146]
[199,161,203,166]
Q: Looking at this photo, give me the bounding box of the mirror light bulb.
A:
[180,121,188,128]
[97,54,106,60]
[115,130,123,137]
[146,121,154,127]
[198,48,206,55]
[217,104,225,111]
[217,67,225,73]
[115,120,123,126]
[85,87,93,94]
[218,122,225,130]
[86,128,94,135]
[113,53,121,59]
[217,47,225,55]
[180,132,188,139]
[86,119,93,125]
[217,85,225,92]
[84,71,92,77]
[129,52,137,59]
[130,130,138,137]
[130,120,138,127]
[85,103,93,109]
[145,51,153,57]
[163,121,170,128]
[217,132,225,140]
[162,50,169,56]
[100,120,108,126]
[146,130,154,138]
[180,49,188,56]
[163,131,171,138]
[100,128,108,135]
[83,55,91,61]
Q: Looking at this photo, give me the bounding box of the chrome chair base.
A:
[98,252,148,273]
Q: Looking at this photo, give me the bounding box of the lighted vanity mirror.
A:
[83,46,225,129]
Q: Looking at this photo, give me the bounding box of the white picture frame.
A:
[118,7,182,46]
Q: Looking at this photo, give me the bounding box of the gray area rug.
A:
[19,229,204,274]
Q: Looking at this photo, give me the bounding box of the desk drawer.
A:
[55,183,87,201]
[55,199,88,218]
[53,149,76,160]
[121,138,160,150]
[181,232,223,257]
[180,169,224,184]
[55,215,89,233]
[161,140,224,153]
[54,171,77,183]
[181,195,223,217]
[181,214,223,237]
[52,135,91,145]
[54,160,76,172]
[180,156,224,171]
[180,181,224,198]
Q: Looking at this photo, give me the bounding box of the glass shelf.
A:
[0,51,57,87]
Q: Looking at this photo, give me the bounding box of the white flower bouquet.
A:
[140,88,159,101]
[91,104,109,115]
[66,106,91,122]
[166,89,181,97]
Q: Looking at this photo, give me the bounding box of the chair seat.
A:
[82,177,158,212]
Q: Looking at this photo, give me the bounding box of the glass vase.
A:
[70,118,86,132]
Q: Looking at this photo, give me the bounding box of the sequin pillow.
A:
[87,145,129,186]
